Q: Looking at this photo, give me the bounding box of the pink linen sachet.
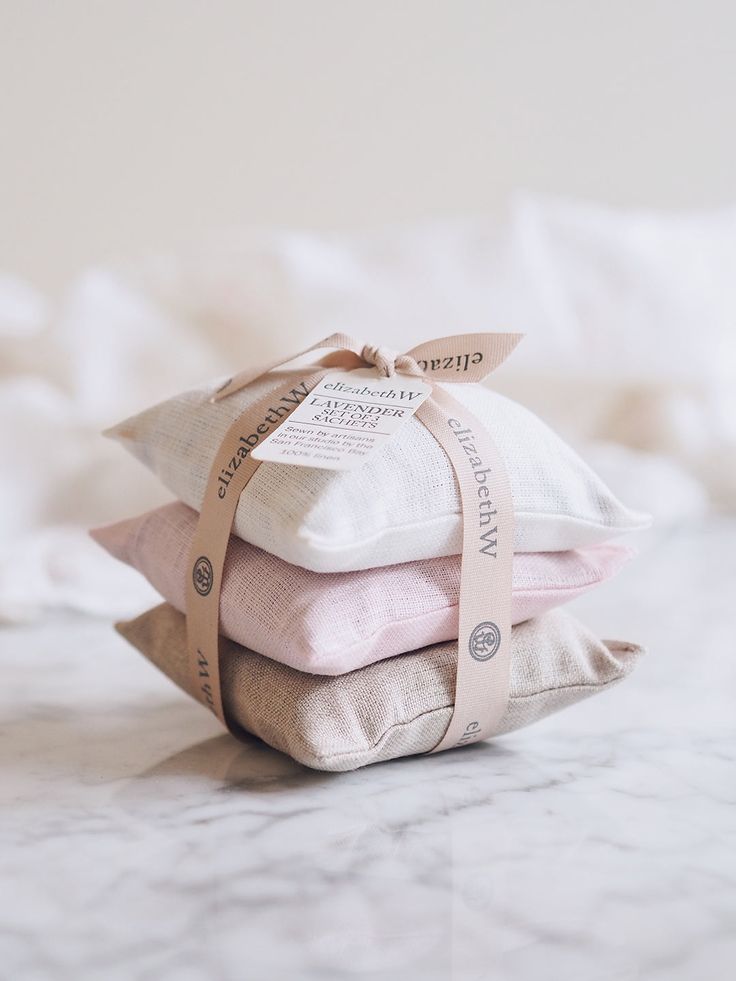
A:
[93,502,634,676]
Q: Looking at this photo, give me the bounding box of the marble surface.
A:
[1,519,735,981]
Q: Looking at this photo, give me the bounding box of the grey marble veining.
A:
[1,520,735,980]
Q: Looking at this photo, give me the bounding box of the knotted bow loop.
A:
[361,345,424,378]
[212,331,523,402]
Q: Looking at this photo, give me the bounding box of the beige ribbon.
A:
[185,332,522,754]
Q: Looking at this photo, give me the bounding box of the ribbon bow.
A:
[212,332,522,401]
[190,331,523,758]
[359,344,415,377]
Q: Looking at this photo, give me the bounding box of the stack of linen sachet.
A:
[94,347,648,771]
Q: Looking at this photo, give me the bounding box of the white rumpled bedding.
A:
[1,193,732,621]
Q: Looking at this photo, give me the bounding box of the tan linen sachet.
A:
[116,604,643,772]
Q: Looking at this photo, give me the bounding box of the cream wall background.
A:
[1,0,735,293]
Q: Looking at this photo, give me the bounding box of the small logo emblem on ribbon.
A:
[469,621,501,661]
[192,556,214,596]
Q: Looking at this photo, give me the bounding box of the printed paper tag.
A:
[251,369,432,470]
